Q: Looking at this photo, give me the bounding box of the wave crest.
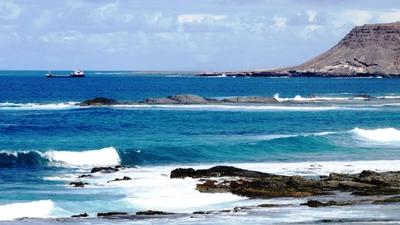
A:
[44,147,120,167]
[0,147,120,168]
[351,127,400,143]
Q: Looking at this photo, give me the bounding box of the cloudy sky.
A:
[1,0,399,71]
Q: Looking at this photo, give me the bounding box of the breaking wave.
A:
[1,128,400,168]
[351,127,400,143]
[45,147,120,167]
[0,147,120,168]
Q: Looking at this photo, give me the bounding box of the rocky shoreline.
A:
[64,165,400,220]
[196,70,393,78]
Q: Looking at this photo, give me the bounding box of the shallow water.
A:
[1,71,400,223]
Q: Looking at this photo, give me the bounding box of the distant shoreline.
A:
[196,71,398,78]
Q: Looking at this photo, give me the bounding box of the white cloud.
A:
[377,9,400,23]
[90,2,134,23]
[40,31,83,43]
[143,12,175,30]
[65,0,85,9]
[271,16,287,30]
[0,0,21,20]
[306,10,317,23]
[298,24,321,39]
[177,14,227,25]
[333,10,373,27]
[33,10,54,28]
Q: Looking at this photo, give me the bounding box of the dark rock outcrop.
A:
[170,166,275,179]
[71,213,89,218]
[171,166,400,199]
[107,176,132,183]
[78,174,92,178]
[69,181,89,188]
[198,22,400,77]
[90,166,119,173]
[141,94,208,104]
[141,94,279,104]
[97,212,128,217]
[80,97,119,106]
[301,200,338,208]
[136,210,173,215]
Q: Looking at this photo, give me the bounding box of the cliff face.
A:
[293,22,400,76]
[198,22,400,77]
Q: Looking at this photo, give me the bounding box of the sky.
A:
[0,0,400,71]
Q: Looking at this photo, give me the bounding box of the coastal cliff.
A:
[198,22,400,77]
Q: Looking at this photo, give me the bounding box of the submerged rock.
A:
[355,93,373,99]
[80,97,119,106]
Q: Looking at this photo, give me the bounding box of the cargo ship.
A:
[46,70,85,78]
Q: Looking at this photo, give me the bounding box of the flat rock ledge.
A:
[78,95,279,106]
[171,166,400,198]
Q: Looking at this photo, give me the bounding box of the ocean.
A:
[1,71,400,224]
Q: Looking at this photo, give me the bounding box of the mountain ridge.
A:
[198,22,400,77]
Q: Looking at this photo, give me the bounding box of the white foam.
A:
[0,102,80,110]
[68,159,400,214]
[351,127,400,143]
[377,95,400,99]
[0,200,54,221]
[273,93,349,102]
[231,160,400,176]
[113,104,340,111]
[72,166,246,213]
[44,147,120,167]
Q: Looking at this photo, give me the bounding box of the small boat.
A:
[46,70,85,78]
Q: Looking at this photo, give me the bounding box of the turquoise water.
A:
[1,71,400,223]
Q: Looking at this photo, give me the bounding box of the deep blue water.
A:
[1,71,400,221]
